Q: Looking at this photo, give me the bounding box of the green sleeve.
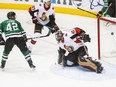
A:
[101,0,109,13]
[17,21,24,32]
[0,24,2,40]
[17,21,27,41]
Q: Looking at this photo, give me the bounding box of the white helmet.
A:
[43,0,51,7]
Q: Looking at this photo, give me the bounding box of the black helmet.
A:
[7,11,16,19]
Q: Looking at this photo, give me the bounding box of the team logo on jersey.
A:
[64,45,74,53]
[40,12,47,21]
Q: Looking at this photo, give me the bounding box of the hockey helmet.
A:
[55,30,63,42]
[43,0,51,6]
[7,11,16,19]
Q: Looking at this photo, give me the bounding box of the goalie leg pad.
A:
[78,55,103,73]
[78,56,97,71]
[57,50,65,64]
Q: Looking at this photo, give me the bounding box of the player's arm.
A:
[49,7,59,33]
[101,0,109,13]
[0,24,3,40]
[97,0,109,17]
[71,27,91,42]
[28,5,39,17]
[17,21,27,42]
[28,4,39,24]
[76,28,91,42]
[70,27,85,39]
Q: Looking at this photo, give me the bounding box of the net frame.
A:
[97,17,116,59]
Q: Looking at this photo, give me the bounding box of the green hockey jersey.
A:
[0,19,26,40]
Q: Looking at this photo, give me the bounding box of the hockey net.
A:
[97,17,116,59]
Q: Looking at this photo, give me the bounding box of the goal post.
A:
[97,17,116,60]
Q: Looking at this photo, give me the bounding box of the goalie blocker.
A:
[55,27,103,73]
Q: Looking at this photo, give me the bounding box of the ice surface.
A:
[0,9,116,87]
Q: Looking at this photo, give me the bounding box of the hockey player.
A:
[55,27,103,73]
[97,0,116,17]
[0,11,36,69]
[28,0,59,53]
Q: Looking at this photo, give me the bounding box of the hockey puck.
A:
[111,32,114,35]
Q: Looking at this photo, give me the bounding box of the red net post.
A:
[97,17,116,60]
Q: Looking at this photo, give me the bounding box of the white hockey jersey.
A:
[58,28,85,53]
[31,3,55,25]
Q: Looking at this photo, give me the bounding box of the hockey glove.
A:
[79,34,91,42]
[51,25,59,34]
[32,16,38,24]
[97,11,103,17]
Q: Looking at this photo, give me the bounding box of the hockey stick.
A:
[77,7,97,16]
[27,29,51,40]
[72,0,97,16]
[27,21,58,40]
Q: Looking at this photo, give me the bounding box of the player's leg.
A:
[61,51,79,67]
[28,24,43,53]
[16,37,36,69]
[57,47,66,64]
[0,38,14,69]
[77,46,103,73]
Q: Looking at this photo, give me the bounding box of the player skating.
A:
[97,0,116,17]
[97,0,116,26]
[0,11,36,69]
[28,0,59,53]
[55,27,103,73]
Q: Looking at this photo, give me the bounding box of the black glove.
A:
[79,34,91,42]
[23,35,28,42]
[51,25,59,34]
[32,16,38,24]
[97,11,103,17]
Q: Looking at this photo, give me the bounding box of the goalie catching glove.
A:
[79,34,91,42]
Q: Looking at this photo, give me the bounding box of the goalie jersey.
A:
[58,27,88,53]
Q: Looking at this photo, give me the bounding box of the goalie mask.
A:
[55,30,63,42]
[7,11,16,19]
